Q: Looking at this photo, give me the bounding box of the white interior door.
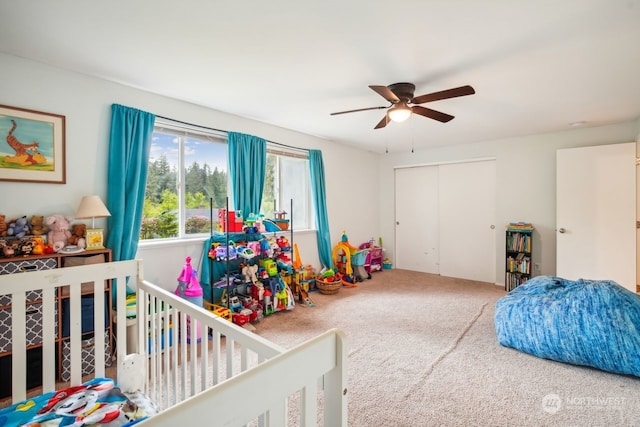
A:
[438,160,496,283]
[395,166,439,273]
[556,143,636,291]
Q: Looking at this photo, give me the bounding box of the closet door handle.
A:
[558,228,566,234]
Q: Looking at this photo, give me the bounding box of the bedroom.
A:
[0,1,639,425]
[0,2,639,291]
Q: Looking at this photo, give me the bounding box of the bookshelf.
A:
[505,222,533,291]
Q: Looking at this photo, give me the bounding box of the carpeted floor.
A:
[253,269,640,426]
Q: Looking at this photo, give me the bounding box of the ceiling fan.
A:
[330,83,475,129]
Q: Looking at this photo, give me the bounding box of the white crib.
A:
[0,259,347,426]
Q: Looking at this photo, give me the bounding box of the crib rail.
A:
[147,328,348,426]
[130,278,286,411]
[1,259,348,425]
[0,259,141,403]
[130,278,348,426]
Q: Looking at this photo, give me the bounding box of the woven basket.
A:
[316,278,341,295]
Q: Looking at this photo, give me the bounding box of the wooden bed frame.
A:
[0,259,348,426]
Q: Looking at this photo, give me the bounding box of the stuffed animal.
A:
[45,214,72,252]
[0,239,20,257]
[19,239,36,256]
[67,223,87,249]
[7,216,30,238]
[0,215,7,237]
[118,353,146,393]
[30,215,47,236]
[32,237,45,255]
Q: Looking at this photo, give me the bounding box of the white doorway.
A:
[556,143,636,291]
[395,159,496,283]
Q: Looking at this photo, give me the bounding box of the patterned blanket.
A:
[0,378,150,426]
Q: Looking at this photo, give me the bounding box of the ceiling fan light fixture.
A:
[388,103,412,123]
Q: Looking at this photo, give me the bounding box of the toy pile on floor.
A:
[205,221,318,328]
[317,232,385,295]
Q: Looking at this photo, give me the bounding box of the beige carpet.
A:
[254,269,640,426]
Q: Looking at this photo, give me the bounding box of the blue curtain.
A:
[106,104,156,262]
[309,150,333,269]
[228,132,266,216]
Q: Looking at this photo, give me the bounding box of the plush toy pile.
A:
[495,275,640,377]
[0,213,90,257]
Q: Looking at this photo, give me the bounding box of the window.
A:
[141,121,228,241]
[140,120,314,242]
[261,147,314,231]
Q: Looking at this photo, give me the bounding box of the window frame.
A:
[139,120,315,247]
[140,120,228,244]
[263,145,315,232]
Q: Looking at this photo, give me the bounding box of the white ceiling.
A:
[1,1,639,153]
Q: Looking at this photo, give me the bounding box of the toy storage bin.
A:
[359,240,383,273]
[350,249,369,266]
[316,278,341,295]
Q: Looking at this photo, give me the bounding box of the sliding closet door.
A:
[395,166,439,273]
[395,159,496,283]
[438,160,496,283]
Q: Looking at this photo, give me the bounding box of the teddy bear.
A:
[0,215,7,237]
[67,223,87,249]
[30,215,47,236]
[45,214,72,252]
[7,216,31,238]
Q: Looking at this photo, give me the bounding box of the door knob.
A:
[490,225,495,229]
[558,228,566,234]
[396,221,400,225]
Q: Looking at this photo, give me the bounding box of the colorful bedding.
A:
[0,378,152,427]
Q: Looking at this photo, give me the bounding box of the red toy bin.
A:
[218,209,244,232]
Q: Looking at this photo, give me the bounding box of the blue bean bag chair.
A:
[495,276,640,377]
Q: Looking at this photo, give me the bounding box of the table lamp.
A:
[75,195,111,250]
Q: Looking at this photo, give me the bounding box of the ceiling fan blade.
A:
[369,85,400,103]
[411,105,454,123]
[330,106,388,116]
[412,85,475,104]
[374,114,390,129]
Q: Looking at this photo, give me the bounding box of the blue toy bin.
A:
[351,249,369,266]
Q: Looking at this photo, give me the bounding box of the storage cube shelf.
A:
[60,333,112,382]
[0,248,112,397]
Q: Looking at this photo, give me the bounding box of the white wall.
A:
[0,53,380,290]
[378,119,640,285]
[3,52,639,290]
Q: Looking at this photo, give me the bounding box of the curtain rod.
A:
[155,114,310,153]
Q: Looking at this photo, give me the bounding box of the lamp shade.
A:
[76,195,111,220]
[388,103,412,123]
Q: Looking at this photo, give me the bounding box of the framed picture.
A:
[0,105,66,184]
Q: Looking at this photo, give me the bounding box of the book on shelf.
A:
[506,222,534,232]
